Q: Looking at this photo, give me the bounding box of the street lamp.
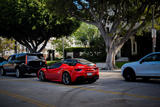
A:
[152,7,156,52]
[62,37,65,59]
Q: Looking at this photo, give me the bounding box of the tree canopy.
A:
[47,0,160,69]
[0,0,80,53]
[73,23,105,58]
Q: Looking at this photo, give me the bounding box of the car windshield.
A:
[77,59,94,65]
[27,54,44,61]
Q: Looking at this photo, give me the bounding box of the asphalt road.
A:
[0,71,160,107]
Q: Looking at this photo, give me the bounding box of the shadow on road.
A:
[36,79,97,86]
[122,78,160,84]
[1,73,37,78]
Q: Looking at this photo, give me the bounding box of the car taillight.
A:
[25,55,27,65]
[75,69,82,71]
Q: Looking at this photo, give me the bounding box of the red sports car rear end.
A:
[38,58,99,85]
[71,63,99,83]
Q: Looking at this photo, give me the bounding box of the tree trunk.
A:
[97,23,126,70]
[105,49,116,70]
[29,48,37,53]
[105,41,125,70]
[37,38,50,53]
[16,39,49,53]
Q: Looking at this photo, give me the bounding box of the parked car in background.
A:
[0,57,7,67]
[121,52,160,81]
[38,58,99,85]
[0,53,46,78]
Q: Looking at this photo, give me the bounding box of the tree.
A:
[73,23,97,47]
[52,37,73,57]
[73,23,105,59]
[0,0,80,53]
[47,0,160,69]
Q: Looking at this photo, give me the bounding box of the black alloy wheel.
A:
[62,72,71,85]
[123,70,136,81]
[0,68,6,76]
[39,71,46,81]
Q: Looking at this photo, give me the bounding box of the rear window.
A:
[27,54,44,61]
[77,59,94,65]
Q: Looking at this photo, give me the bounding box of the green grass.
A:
[116,62,128,68]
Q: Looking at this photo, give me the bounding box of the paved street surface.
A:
[0,71,160,107]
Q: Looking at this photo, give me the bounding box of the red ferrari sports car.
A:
[37,58,99,84]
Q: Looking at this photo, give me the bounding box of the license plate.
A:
[87,73,92,76]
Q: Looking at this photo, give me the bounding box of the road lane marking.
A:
[36,81,160,101]
[73,87,160,101]
[0,89,55,107]
[1,79,160,101]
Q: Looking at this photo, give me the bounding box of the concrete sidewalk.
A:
[100,69,121,73]
[96,63,121,73]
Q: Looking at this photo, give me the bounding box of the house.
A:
[64,32,160,62]
[120,32,160,61]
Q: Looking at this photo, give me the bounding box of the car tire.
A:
[39,71,46,81]
[62,72,71,85]
[16,68,22,78]
[0,68,6,76]
[123,69,136,81]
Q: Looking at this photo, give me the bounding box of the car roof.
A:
[151,52,160,54]
[64,58,86,60]
[147,52,160,56]
[63,58,94,63]
[11,53,43,56]
[138,52,160,61]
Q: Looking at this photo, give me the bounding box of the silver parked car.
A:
[121,52,160,81]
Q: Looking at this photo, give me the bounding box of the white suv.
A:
[121,52,160,81]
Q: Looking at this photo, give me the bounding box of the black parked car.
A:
[0,57,6,62]
[0,57,7,68]
[0,53,46,78]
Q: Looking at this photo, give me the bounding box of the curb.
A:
[100,69,121,73]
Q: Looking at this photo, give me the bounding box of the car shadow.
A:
[123,78,160,84]
[2,73,37,78]
[137,79,160,84]
[36,79,95,86]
